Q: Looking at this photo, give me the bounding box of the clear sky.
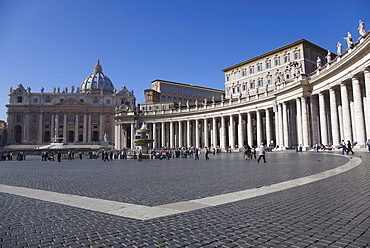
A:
[0,0,369,121]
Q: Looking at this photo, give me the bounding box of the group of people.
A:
[244,143,268,163]
[340,140,355,155]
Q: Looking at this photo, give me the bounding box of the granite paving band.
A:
[0,154,361,220]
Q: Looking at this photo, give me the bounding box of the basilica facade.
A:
[115,21,370,150]
[6,60,135,144]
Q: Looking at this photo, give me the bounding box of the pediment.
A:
[56,98,87,106]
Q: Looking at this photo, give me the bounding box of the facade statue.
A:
[337,42,342,56]
[53,87,56,93]
[326,50,332,64]
[316,57,321,69]
[195,99,198,106]
[64,87,68,93]
[212,96,215,104]
[358,20,366,36]
[57,87,60,93]
[343,32,353,48]
[186,100,189,107]
[41,87,44,93]
[71,86,75,93]
[10,87,12,93]
[204,98,207,105]
[27,87,31,93]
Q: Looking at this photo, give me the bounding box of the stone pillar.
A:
[265,109,271,147]
[274,109,279,147]
[178,121,183,147]
[229,115,235,149]
[364,68,370,139]
[212,117,218,148]
[319,92,328,145]
[23,112,29,142]
[38,113,43,142]
[195,119,199,148]
[63,114,67,143]
[74,113,79,142]
[238,113,244,148]
[329,88,340,146]
[221,115,226,149]
[161,122,165,148]
[282,102,289,147]
[187,119,191,147]
[152,123,157,148]
[301,96,310,147]
[256,110,262,145]
[100,115,104,142]
[87,114,92,142]
[204,118,209,148]
[247,112,253,146]
[50,113,55,142]
[170,121,174,148]
[278,103,283,147]
[83,113,87,143]
[55,113,59,142]
[296,98,303,146]
[130,122,135,149]
[340,82,352,141]
[352,76,366,144]
[311,95,319,146]
[6,112,13,144]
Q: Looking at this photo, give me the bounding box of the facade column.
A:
[6,112,14,144]
[178,121,183,147]
[204,118,209,148]
[161,122,165,148]
[301,96,310,147]
[87,114,92,142]
[265,109,271,147]
[256,110,262,145]
[352,76,366,144]
[212,117,218,148]
[130,122,135,149]
[278,103,283,147]
[100,114,104,142]
[364,68,370,139]
[63,114,67,143]
[50,113,55,142]
[296,98,303,146]
[274,109,279,147]
[311,95,319,146]
[170,121,174,148]
[340,82,352,141]
[55,113,59,142]
[247,112,253,146]
[282,102,289,147]
[74,113,79,142]
[23,112,29,142]
[38,113,43,142]
[152,123,157,148]
[318,92,328,145]
[238,113,244,148]
[195,119,199,148]
[229,115,235,149]
[83,113,87,143]
[329,88,340,145]
[220,115,226,149]
[187,119,191,147]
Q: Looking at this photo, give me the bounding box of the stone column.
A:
[63,114,67,143]
[6,112,13,144]
[247,112,253,146]
[170,121,174,148]
[229,115,235,149]
[238,113,244,148]
[187,119,191,147]
[212,117,218,148]
[274,109,279,147]
[296,98,303,146]
[311,95,319,146]
[50,113,55,142]
[83,113,87,143]
[352,76,366,144]
[278,103,283,147]
[74,113,79,142]
[340,82,352,141]
[301,96,310,147]
[195,119,199,148]
[178,121,183,147]
[87,114,92,142]
[23,112,29,142]
[161,122,165,148]
[265,109,271,147]
[130,122,135,149]
[152,123,157,148]
[282,102,289,147]
[319,92,328,145]
[221,115,226,149]
[204,118,209,148]
[364,68,370,139]
[256,110,262,145]
[329,88,340,146]
[55,113,59,142]
[100,115,104,142]
[38,113,43,142]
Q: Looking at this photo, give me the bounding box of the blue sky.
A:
[0,0,369,121]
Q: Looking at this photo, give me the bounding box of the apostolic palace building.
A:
[115,21,370,151]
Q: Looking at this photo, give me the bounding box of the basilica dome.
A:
[79,60,115,93]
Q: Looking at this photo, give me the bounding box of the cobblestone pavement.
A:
[1,151,369,247]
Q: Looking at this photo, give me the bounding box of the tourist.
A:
[257,143,267,163]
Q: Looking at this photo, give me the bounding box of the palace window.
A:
[33,99,38,103]
[93,115,99,123]
[284,54,290,63]
[265,60,271,69]
[294,51,300,60]
[45,98,51,103]
[17,97,22,103]
[258,78,263,87]
[15,114,22,123]
[249,66,254,74]
[250,81,255,89]
[274,57,280,66]
[257,64,262,72]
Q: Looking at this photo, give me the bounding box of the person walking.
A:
[57,151,62,162]
[194,148,199,160]
[341,140,347,155]
[346,140,354,155]
[244,144,252,160]
[205,147,210,160]
[257,143,267,163]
